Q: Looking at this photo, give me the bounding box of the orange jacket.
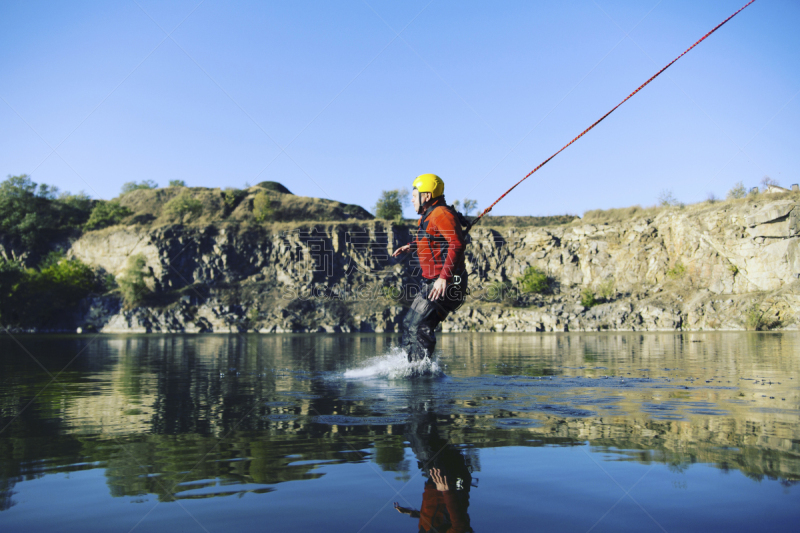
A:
[414,198,466,282]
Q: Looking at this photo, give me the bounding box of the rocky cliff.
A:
[66,193,799,333]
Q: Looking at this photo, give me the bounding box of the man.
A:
[392,173,468,362]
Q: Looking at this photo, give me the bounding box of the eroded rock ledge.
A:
[64,196,799,333]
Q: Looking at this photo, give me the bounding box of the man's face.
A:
[412,189,431,214]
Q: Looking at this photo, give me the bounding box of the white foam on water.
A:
[344,348,445,380]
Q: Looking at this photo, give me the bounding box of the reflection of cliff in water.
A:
[437,332,800,482]
[1,332,799,509]
[438,331,799,384]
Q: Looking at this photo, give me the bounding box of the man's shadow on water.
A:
[394,402,476,533]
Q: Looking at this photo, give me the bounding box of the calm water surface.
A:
[1,332,798,532]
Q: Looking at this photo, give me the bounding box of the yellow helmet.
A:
[412,173,444,198]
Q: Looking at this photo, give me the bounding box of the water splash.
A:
[344,348,445,379]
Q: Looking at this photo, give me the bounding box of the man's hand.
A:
[394,502,416,515]
[392,244,411,258]
[430,468,450,491]
[428,277,447,301]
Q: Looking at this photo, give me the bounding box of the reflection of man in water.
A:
[394,409,473,532]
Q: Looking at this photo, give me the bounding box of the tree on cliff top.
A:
[760,176,779,190]
[658,189,679,207]
[374,189,409,220]
[253,191,274,222]
[0,174,92,253]
[727,181,746,200]
[163,191,203,222]
[453,198,478,216]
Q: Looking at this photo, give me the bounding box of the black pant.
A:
[400,275,467,362]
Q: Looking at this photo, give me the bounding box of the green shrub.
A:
[168,180,186,187]
[0,256,97,326]
[223,187,246,210]
[0,259,25,323]
[255,181,292,194]
[745,303,780,331]
[728,263,739,276]
[666,262,686,279]
[57,192,93,227]
[518,266,550,294]
[103,272,118,291]
[253,191,274,222]
[582,205,658,225]
[121,180,158,194]
[163,192,203,222]
[84,200,132,230]
[342,204,365,217]
[117,254,153,308]
[597,279,615,301]
[38,250,65,270]
[580,287,597,308]
[658,189,678,207]
[36,256,96,306]
[479,214,577,227]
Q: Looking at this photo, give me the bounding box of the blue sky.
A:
[2,0,798,218]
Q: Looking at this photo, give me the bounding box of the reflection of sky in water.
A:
[0,332,798,532]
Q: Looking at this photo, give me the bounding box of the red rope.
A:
[471,0,756,227]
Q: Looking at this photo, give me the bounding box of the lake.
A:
[1,332,798,532]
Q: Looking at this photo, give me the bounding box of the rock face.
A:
[65,196,800,333]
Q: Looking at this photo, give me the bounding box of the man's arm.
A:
[393,502,420,518]
[428,211,465,300]
[392,243,411,257]
[431,469,470,533]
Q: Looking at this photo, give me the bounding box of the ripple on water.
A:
[641,402,687,420]
[280,392,321,400]
[493,418,543,429]
[343,349,445,380]
[536,404,595,417]
[312,414,411,426]
[262,414,297,421]
[568,395,626,405]
[688,409,728,416]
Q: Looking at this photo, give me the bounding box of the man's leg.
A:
[403,297,438,362]
[414,275,468,360]
[410,310,441,362]
[401,276,467,362]
[399,308,416,355]
[402,281,441,362]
